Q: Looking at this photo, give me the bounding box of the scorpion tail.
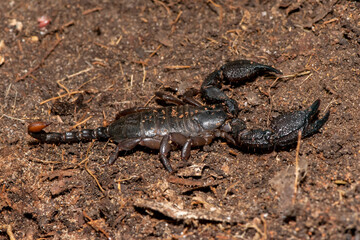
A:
[28,121,110,144]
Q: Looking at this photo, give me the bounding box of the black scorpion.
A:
[28,60,330,172]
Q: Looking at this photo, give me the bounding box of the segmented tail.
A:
[28,121,110,143]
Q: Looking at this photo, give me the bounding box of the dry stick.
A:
[81,140,105,194]
[84,159,105,194]
[68,116,92,131]
[1,114,25,122]
[164,65,191,70]
[292,130,302,205]
[82,6,103,15]
[82,211,111,239]
[171,10,183,25]
[279,70,311,79]
[77,74,101,90]
[57,80,70,95]
[223,180,241,198]
[142,64,146,85]
[0,224,16,240]
[40,91,84,105]
[260,215,267,240]
[323,18,339,25]
[56,67,95,98]
[57,67,94,83]
[243,222,264,238]
[60,20,75,30]
[15,38,62,82]
[153,0,171,15]
[148,44,162,60]
[143,95,156,107]
[207,0,223,24]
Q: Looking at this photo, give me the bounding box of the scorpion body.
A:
[28,60,329,172]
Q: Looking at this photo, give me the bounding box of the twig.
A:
[279,70,311,79]
[261,215,267,240]
[15,38,62,82]
[153,0,171,15]
[323,18,339,25]
[324,98,335,114]
[171,10,183,25]
[223,180,241,198]
[60,20,75,30]
[84,155,106,194]
[68,116,92,131]
[28,158,62,165]
[57,67,94,83]
[82,211,111,239]
[134,198,244,223]
[142,64,146,85]
[57,80,70,95]
[164,65,191,70]
[149,44,162,58]
[143,83,164,107]
[40,91,84,105]
[207,0,223,24]
[0,224,16,240]
[82,7,103,15]
[292,130,302,205]
[77,74,101,90]
[1,114,25,122]
[144,44,162,64]
[143,95,156,107]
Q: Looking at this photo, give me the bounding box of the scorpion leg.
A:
[155,89,202,107]
[108,138,141,164]
[155,92,185,105]
[168,133,214,161]
[159,133,191,172]
[182,88,202,106]
[159,135,174,172]
[115,107,153,120]
[201,60,282,115]
[109,137,167,165]
[158,133,215,172]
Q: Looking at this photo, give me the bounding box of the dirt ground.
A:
[0,0,359,239]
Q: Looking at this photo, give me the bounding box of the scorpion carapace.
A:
[28,60,330,173]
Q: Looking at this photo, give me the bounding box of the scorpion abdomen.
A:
[107,104,228,142]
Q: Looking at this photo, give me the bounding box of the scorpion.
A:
[28,60,330,173]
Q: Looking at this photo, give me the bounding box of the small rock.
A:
[8,19,23,32]
[246,92,262,106]
[0,40,5,51]
[30,36,39,43]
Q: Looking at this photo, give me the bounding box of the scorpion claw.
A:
[201,60,282,115]
[302,108,330,138]
[235,100,329,149]
[220,60,282,83]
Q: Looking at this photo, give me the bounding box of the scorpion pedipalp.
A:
[234,100,330,149]
[201,60,282,115]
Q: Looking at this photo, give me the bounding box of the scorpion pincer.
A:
[28,60,329,173]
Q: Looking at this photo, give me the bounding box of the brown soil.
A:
[0,1,359,239]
